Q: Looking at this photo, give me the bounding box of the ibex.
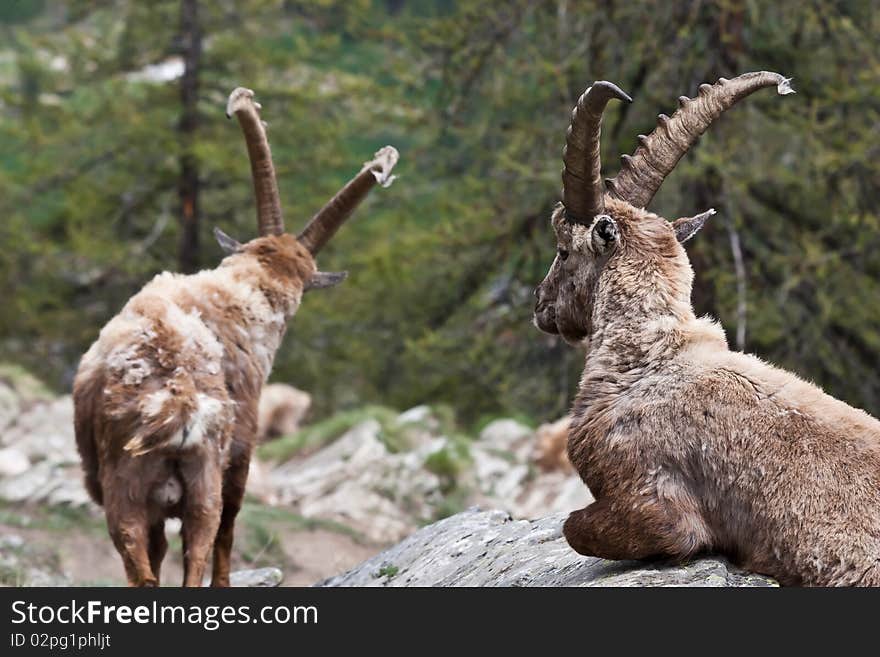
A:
[73,88,398,586]
[534,71,880,586]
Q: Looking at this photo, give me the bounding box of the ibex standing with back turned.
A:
[534,71,880,585]
[73,88,399,586]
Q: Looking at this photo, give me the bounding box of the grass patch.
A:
[236,502,368,570]
[428,487,471,523]
[421,433,474,521]
[376,564,399,578]
[257,405,410,463]
[0,539,64,586]
[0,501,105,534]
[0,363,54,400]
[0,561,25,587]
[238,503,365,545]
[424,438,471,486]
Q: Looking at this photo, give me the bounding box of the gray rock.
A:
[478,419,533,459]
[268,420,443,543]
[0,447,29,477]
[396,405,434,426]
[230,567,284,587]
[0,534,24,549]
[0,381,20,433]
[5,396,78,463]
[0,459,92,507]
[319,508,778,587]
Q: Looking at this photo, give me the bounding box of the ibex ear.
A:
[590,215,619,253]
[673,209,716,243]
[213,227,243,255]
[305,270,348,292]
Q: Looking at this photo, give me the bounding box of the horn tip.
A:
[590,80,633,103]
[226,86,256,118]
[366,145,400,187]
[777,76,796,95]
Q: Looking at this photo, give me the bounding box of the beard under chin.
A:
[555,316,590,346]
[534,306,592,345]
[560,332,590,348]
[533,310,558,335]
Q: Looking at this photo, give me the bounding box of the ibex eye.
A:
[558,248,569,261]
[595,217,617,242]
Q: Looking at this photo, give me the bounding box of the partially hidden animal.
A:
[534,416,573,473]
[533,71,880,585]
[73,87,399,586]
[257,383,311,442]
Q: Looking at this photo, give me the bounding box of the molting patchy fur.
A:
[73,234,315,586]
[73,87,399,587]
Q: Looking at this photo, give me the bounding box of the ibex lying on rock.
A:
[73,88,398,586]
[534,71,880,586]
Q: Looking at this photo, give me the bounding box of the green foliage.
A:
[236,502,365,567]
[257,404,409,463]
[1,1,878,423]
[0,500,104,534]
[376,564,399,578]
[428,486,471,523]
[0,363,54,400]
[423,438,471,491]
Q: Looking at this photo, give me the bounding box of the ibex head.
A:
[534,72,793,343]
[219,87,398,292]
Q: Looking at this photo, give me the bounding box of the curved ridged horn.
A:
[605,71,795,209]
[562,81,632,224]
[226,87,284,236]
[297,146,399,255]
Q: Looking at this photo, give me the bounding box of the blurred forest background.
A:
[0,0,878,427]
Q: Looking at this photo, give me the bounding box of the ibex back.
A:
[73,88,398,586]
[534,72,880,586]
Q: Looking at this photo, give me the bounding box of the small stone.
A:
[396,405,434,425]
[0,534,24,550]
[230,567,283,587]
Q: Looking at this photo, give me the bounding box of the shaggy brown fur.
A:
[534,197,880,585]
[74,235,318,586]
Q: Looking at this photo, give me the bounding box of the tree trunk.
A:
[177,0,202,273]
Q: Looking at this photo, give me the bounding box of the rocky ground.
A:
[0,365,779,588]
[0,365,588,586]
[321,508,777,587]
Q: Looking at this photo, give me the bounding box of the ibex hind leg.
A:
[211,453,250,587]
[563,496,708,562]
[178,451,223,587]
[147,521,168,585]
[104,500,158,587]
